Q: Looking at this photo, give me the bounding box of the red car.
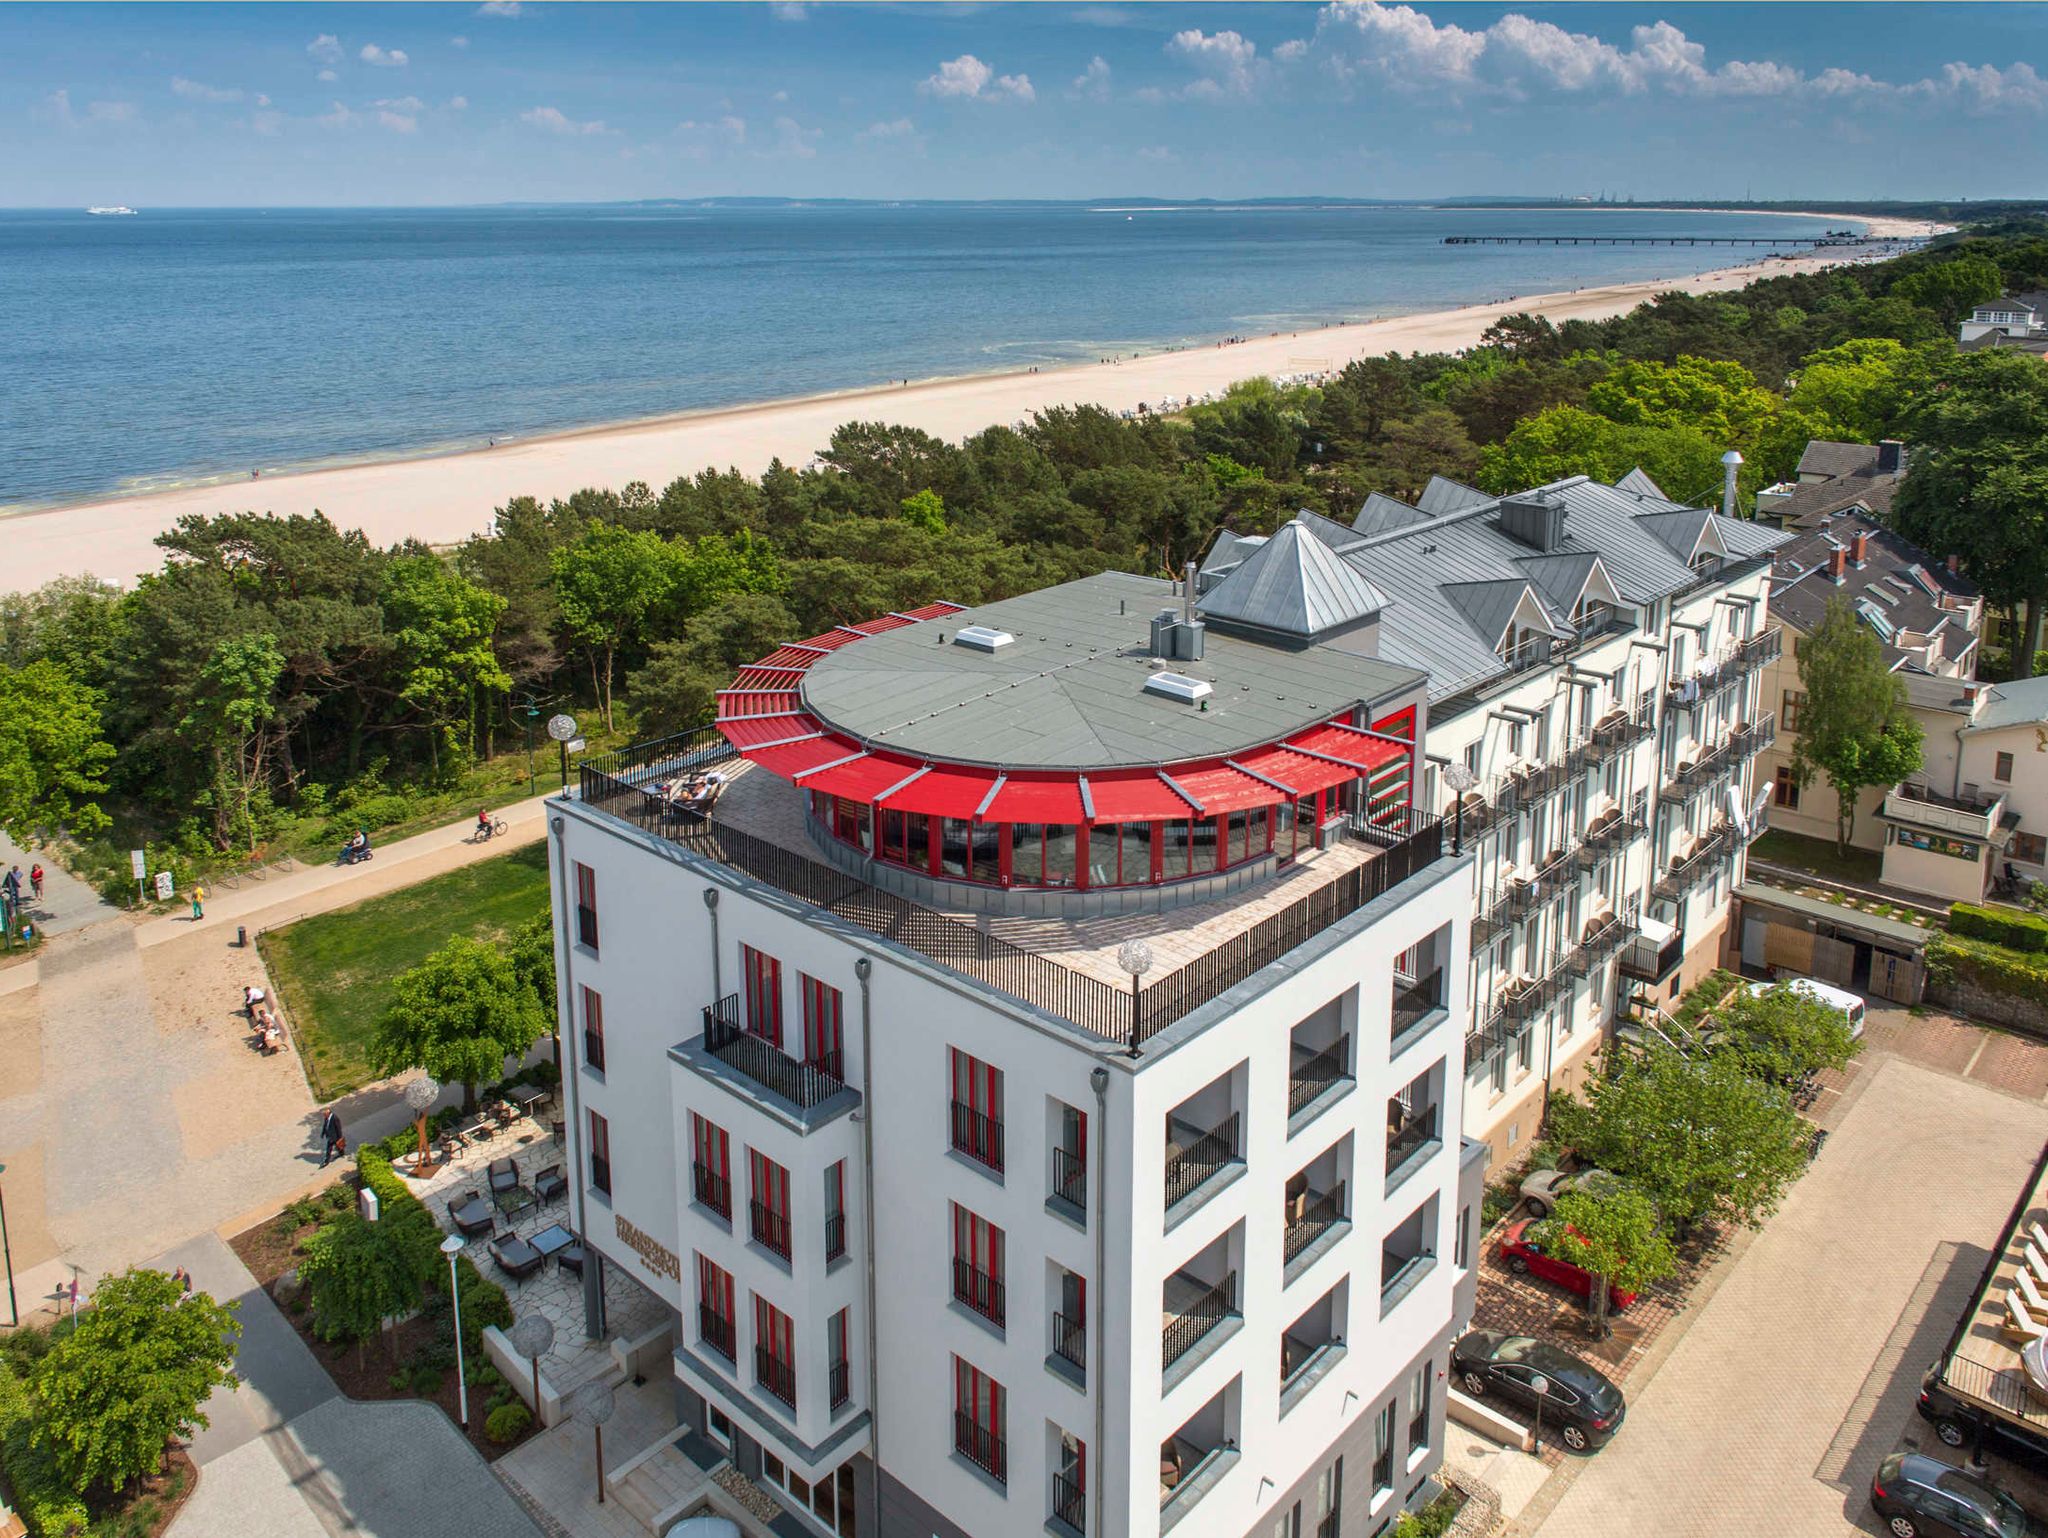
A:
[1498,1220,1638,1310]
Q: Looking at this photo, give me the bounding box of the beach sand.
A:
[3,215,1945,593]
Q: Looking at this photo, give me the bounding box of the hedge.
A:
[1950,902,2048,953]
[1927,934,2048,1006]
[353,1147,512,1347]
[0,1354,91,1538]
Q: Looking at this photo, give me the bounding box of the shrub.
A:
[1927,935,2048,1006]
[485,1401,533,1445]
[323,1183,356,1212]
[1950,902,2048,952]
[409,1365,443,1397]
[289,1196,323,1225]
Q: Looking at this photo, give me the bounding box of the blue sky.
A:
[7,2,2048,205]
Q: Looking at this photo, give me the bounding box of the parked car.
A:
[1498,1219,1639,1310]
[1870,1450,2037,1537]
[1918,1368,2048,1475]
[1450,1330,1627,1453]
[1748,975,1866,1038]
[1518,1165,1619,1220]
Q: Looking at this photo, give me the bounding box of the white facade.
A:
[549,772,1479,1538]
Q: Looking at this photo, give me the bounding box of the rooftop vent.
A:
[1498,493,1566,553]
[953,625,1015,652]
[1143,671,1213,705]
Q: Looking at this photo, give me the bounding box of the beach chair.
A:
[2019,1267,2048,1318]
[2030,1220,2048,1256]
[2006,1289,2048,1342]
[2025,1242,2048,1287]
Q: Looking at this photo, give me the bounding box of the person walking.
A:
[29,864,43,902]
[190,882,206,921]
[2,867,19,909]
[320,1108,345,1167]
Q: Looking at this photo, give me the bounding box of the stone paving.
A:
[0,826,120,938]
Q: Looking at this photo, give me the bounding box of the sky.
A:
[7,1,2048,206]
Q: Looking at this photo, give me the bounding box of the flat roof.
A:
[798,570,1424,771]
[1734,882,1934,951]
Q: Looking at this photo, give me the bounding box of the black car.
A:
[1450,1330,1626,1453]
[1871,1451,2036,1538]
[1918,1369,2048,1476]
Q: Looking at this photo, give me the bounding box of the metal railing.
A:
[1668,626,1782,706]
[582,1027,606,1074]
[1288,1039,1348,1116]
[1162,1273,1237,1370]
[698,1304,736,1363]
[1654,823,1736,902]
[953,1257,1007,1328]
[581,741,1447,1049]
[755,1346,797,1410]
[702,994,851,1111]
[1164,1114,1239,1208]
[1283,1183,1347,1265]
[1578,803,1648,862]
[1052,1147,1086,1210]
[1662,736,1734,800]
[830,1357,851,1410]
[1386,1106,1439,1175]
[954,1412,1008,1484]
[1053,1311,1086,1373]
[1391,972,1443,1036]
[749,1198,792,1261]
[825,1210,847,1262]
[1053,1468,1086,1533]
[1733,713,1777,761]
[691,1161,732,1219]
[951,1101,1005,1173]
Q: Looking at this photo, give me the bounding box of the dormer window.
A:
[1501,626,1548,669]
[1570,597,1612,636]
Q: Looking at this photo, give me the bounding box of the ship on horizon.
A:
[86,205,137,216]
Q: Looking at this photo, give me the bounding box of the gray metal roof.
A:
[1352,491,1433,537]
[1767,507,1978,673]
[1798,441,1883,480]
[1417,476,1492,516]
[1197,518,1386,639]
[1965,675,2048,733]
[1613,467,1672,502]
[798,569,1423,770]
[1513,550,1605,615]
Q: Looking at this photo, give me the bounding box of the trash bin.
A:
[237,925,248,948]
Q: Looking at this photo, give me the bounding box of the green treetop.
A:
[371,933,549,1109]
[1790,594,1923,852]
[1537,1187,1678,1339]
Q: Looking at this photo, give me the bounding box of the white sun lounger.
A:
[2018,1267,2048,1317]
[2007,1289,2048,1341]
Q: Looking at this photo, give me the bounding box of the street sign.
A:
[153,871,174,901]
[566,737,586,753]
[546,713,578,742]
[129,849,147,880]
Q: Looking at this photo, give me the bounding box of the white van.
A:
[1748,975,1866,1038]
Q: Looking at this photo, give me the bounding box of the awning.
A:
[715,689,803,717]
[797,752,926,803]
[718,713,822,750]
[754,644,832,670]
[983,775,1087,825]
[1084,771,1194,822]
[879,764,1002,819]
[1170,763,1280,815]
[1287,722,1410,772]
[1231,744,1358,797]
[747,733,859,779]
[729,666,810,691]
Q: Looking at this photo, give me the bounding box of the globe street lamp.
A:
[1443,762,1478,856]
[441,1234,469,1430]
[568,1376,616,1503]
[1118,939,1153,1059]
[510,1313,555,1429]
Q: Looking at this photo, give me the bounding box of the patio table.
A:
[494,1185,538,1224]
[528,1222,577,1261]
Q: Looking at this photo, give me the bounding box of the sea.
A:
[0,203,1854,510]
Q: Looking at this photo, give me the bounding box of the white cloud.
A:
[476,0,524,15]
[451,35,470,48]
[317,69,339,83]
[39,90,139,125]
[307,34,344,66]
[318,101,356,127]
[360,43,409,67]
[249,108,284,136]
[923,54,1033,101]
[375,95,426,112]
[771,89,790,104]
[377,110,418,132]
[1137,144,1175,161]
[1166,28,1261,99]
[769,115,822,157]
[89,99,139,123]
[675,115,747,157]
[173,76,247,104]
[448,95,470,110]
[770,2,808,18]
[857,116,920,143]
[1925,60,2048,112]
[1072,55,1112,100]
[521,104,607,135]
[1273,38,1309,64]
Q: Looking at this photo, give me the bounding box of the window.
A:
[587,1110,611,1197]
[1372,1401,1395,1495]
[749,1149,792,1260]
[1314,1457,1343,1538]
[1463,740,1481,778]
[574,861,598,950]
[1996,751,2016,783]
[1053,1433,1086,1533]
[953,1358,1007,1484]
[1781,690,1805,733]
[1408,1362,1432,1455]
[951,1205,1006,1327]
[2014,831,2048,867]
[696,1254,736,1361]
[1054,1269,1086,1373]
[1488,1050,1506,1096]
[1270,1504,1300,1538]
[950,1048,1004,1172]
[754,1295,796,1409]
[691,1114,732,1219]
[800,973,844,1078]
[1053,1102,1087,1211]
[825,1161,847,1262]
[1514,1025,1533,1074]
[742,945,783,1046]
[581,985,605,1073]
[1454,1204,1471,1269]
[828,1308,851,1409]
[1506,721,1525,757]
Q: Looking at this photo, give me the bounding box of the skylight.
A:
[953,625,1015,652]
[1143,671,1213,704]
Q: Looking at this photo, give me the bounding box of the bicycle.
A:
[474,817,508,842]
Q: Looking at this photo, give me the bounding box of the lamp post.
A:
[568,1377,616,1503]
[1117,939,1153,1058]
[405,1076,441,1176]
[1530,1371,1549,1454]
[0,1161,16,1327]
[1442,762,1478,857]
[510,1313,555,1429]
[441,1235,469,1430]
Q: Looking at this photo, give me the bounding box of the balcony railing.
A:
[1283,1182,1347,1265]
[1053,1310,1086,1373]
[1619,925,1684,985]
[1162,1273,1237,1370]
[755,1347,797,1410]
[1653,823,1736,902]
[1586,704,1657,763]
[691,1160,732,1219]
[954,1412,1008,1485]
[1288,1039,1349,1116]
[1052,1147,1087,1211]
[1661,736,1735,801]
[702,994,851,1111]
[829,1357,850,1410]
[1164,1114,1239,1209]
[583,1027,606,1073]
[749,1199,792,1261]
[1578,803,1648,863]
[698,1304,736,1363]
[1386,1106,1439,1175]
[575,902,598,950]
[1883,779,2008,839]
[953,1257,1007,1328]
[1733,713,1777,761]
[825,1210,847,1262]
[951,1101,1005,1172]
[1391,972,1443,1037]
[1053,1468,1086,1533]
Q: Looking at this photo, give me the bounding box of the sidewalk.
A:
[0,827,121,937]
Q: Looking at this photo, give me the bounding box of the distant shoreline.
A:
[2,211,1944,594]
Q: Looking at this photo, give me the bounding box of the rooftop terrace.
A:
[1943,1141,2048,1433]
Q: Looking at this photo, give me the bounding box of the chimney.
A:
[1720,449,1744,520]
[1851,530,1870,566]
[1877,439,1906,477]
[1183,561,1197,625]
[1829,546,1847,583]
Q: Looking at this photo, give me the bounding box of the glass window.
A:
[970,823,1001,884]
[1191,816,1220,873]
[1996,751,2015,783]
[1043,825,1078,887]
[940,817,971,878]
[1119,821,1154,885]
[1163,820,1195,879]
[1372,1402,1394,1493]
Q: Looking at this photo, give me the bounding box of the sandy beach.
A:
[3,214,1944,593]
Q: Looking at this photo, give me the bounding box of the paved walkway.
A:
[0,826,120,937]
[1532,1055,2048,1538]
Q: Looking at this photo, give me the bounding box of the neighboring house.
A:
[553,574,1481,1538]
[1201,470,1787,1172]
[1959,292,2048,356]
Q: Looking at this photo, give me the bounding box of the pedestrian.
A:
[321,1108,345,1167]
[190,883,206,921]
[2,867,19,908]
[29,863,43,901]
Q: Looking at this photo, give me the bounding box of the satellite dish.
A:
[547,713,578,742]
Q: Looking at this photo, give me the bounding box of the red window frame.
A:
[825,1160,847,1260]
[587,1109,611,1196]
[691,1114,731,1217]
[949,1048,1003,1170]
[573,861,599,950]
[697,1254,736,1357]
[581,985,605,1072]
[749,1148,792,1257]
[754,1294,796,1405]
[801,974,844,1075]
[742,944,783,1046]
[952,1204,1004,1277]
[953,1356,1006,1468]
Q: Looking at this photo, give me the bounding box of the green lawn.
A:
[261,843,552,1100]
[1749,828,1882,888]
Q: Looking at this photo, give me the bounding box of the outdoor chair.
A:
[533,1164,568,1204]
[448,1193,494,1238]
[2020,1267,2048,1318]
[487,1156,520,1195]
[2007,1290,2048,1342]
[2032,1221,2048,1256]
[489,1232,545,1282]
[556,1242,586,1279]
[2026,1242,2048,1288]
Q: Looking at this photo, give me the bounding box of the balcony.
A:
[1052,1147,1087,1212]
[1732,713,1777,761]
[1164,1113,1239,1212]
[825,1210,846,1263]
[1052,1310,1087,1375]
[1653,823,1736,902]
[755,1346,797,1411]
[749,1199,792,1261]
[698,1303,736,1363]
[1160,1393,1237,1527]
[1391,970,1445,1040]
[950,1101,1004,1173]
[955,1411,1007,1485]
[1162,1270,1238,1372]
[953,1257,1007,1329]
[1053,1467,1086,1535]
[1660,736,1735,803]
[698,993,855,1115]
[1585,703,1657,764]
[829,1357,850,1410]
[1884,780,2009,841]
[1288,1038,1349,1120]
[1668,627,1782,707]
[1619,916,1684,985]
[1380,1208,1437,1318]
[1283,1182,1348,1269]
[1386,1105,1440,1191]
[691,1160,732,1220]
[1578,800,1649,864]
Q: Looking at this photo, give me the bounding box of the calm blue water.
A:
[0,204,1851,508]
